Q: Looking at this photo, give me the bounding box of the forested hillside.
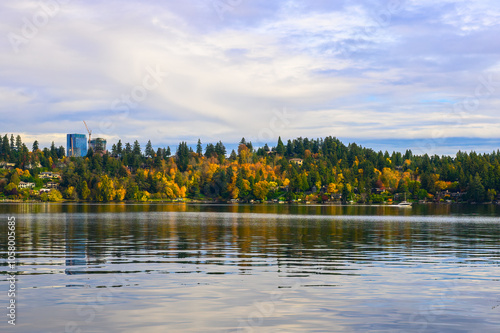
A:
[1,134,499,203]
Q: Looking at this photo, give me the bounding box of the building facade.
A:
[90,138,107,152]
[18,181,35,189]
[67,134,88,157]
[39,172,61,179]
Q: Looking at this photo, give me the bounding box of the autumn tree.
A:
[253,180,270,200]
[79,181,90,200]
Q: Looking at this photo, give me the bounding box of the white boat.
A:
[397,193,412,207]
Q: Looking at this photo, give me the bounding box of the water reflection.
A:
[65,215,88,275]
[0,203,499,332]
[1,204,500,275]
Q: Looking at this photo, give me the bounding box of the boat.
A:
[397,193,412,207]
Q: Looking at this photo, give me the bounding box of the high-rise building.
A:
[90,138,107,152]
[67,134,87,157]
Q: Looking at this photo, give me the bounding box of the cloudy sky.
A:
[1,0,500,154]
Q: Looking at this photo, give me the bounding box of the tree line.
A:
[1,134,499,203]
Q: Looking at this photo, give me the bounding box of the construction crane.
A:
[83,120,92,147]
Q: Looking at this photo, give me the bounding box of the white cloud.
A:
[442,1,500,33]
[0,0,499,151]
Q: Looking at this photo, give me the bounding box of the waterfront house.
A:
[39,172,61,179]
[18,181,35,189]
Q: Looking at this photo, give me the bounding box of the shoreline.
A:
[1,199,499,206]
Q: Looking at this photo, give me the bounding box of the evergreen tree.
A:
[276,136,285,155]
[32,140,39,152]
[294,138,305,157]
[124,142,132,155]
[229,149,237,161]
[1,135,10,160]
[468,173,485,202]
[215,141,226,156]
[116,140,123,156]
[15,135,22,151]
[145,140,154,158]
[133,140,142,156]
[286,139,294,157]
[57,146,65,159]
[154,148,163,168]
[10,134,15,151]
[176,142,190,172]
[196,139,203,155]
[205,143,216,158]
[50,141,57,158]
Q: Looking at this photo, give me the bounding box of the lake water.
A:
[1,203,500,332]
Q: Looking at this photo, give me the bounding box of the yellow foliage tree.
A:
[65,186,75,200]
[381,168,400,190]
[116,188,127,201]
[230,187,239,199]
[435,180,448,192]
[98,175,116,202]
[253,180,270,201]
[327,183,337,194]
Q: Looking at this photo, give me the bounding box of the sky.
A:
[1,0,500,155]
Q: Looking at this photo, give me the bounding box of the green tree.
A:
[276,136,285,155]
[80,181,90,200]
[111,144,118,156]
[86,147,94,158]
[145,140,154,158]
[116,140,123,156]
[124,142,132,155]
[215,141,226,164]
[286,139,294,157]
[154,148,163,168]
[1,135,10,159]
[10,172,20,185]
[5,182,17,195]
[32,140,39,152]
[196,139,203,155]
[133,140,142,156]
[229,149,237,161]
[176,142,190,172]
[15,135,22,151]
[468,173,485,203]
[50,141,57,158]
[10,134,15,151]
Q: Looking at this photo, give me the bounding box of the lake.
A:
[1,203,500,332]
